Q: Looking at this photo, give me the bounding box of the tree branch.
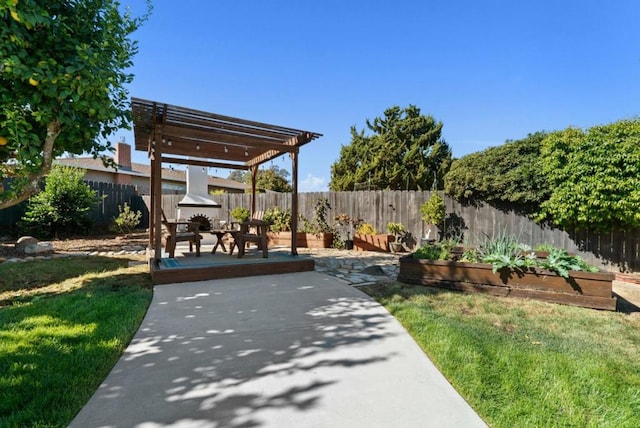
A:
[0,121,62,210]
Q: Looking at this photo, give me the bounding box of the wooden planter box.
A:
[397,257,616,311]
[267,231,333,248]
[353,233,391,252]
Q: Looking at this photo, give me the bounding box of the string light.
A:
[196,144,200,150]
[224,146,228,153]
[245,148,248,157]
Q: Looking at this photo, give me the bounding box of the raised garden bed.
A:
[267,231,333,248]
[353,233,391,252]
[398,257,616,311]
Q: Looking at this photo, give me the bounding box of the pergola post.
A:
[290,148,299,256]
[250,165,258,217]
[152,139,163,262]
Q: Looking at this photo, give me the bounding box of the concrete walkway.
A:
[71,271,486,428]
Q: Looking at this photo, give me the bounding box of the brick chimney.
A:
[114,141,132,185]
[114,141,132,171]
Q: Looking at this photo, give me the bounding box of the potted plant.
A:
[334,213,360,249]
[387,221,406,252]
[420,193,445,244]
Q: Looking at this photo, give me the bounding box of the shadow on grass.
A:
[0,265,152,427]
[0,256,144,305]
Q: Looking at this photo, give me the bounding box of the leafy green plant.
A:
[18,166,100,238]
[299,198,335,234]
[413,243,450,260]
[387,222,406,237]
[230,207,250,222]
[539,247,598,278]
[263,207,291,232]
[110,203,142,234]
[420,193,446,225]
[356,223,377,235]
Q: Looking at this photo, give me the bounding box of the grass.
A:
[0,256,152,427]
[361,282,640,428]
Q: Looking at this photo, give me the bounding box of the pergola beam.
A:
[161,156,249,171]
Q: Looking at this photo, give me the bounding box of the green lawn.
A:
[0,256,152,427]
[361,282,640,428]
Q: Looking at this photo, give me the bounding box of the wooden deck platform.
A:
[149,245,314,285]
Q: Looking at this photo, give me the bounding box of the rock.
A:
[15,236,38,253]
[24,241,54,254]
[361,265,386,276]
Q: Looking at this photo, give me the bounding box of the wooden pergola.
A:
[131,97,322,262]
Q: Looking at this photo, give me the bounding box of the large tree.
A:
[330,105,452,191]
[444,132,550,214]
[0,0,150,209]
[538,119,640,231]
[228,165,292,192]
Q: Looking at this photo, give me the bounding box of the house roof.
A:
[54,157,249,191]
[131,98,322,170]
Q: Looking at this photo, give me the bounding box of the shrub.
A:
[420,193,446,225]
[263,207,291,232]
[387,222,406,236]
[19,166,100,238]
[356,223,377,235]
[230,207,250,222]
[110,203,142,234]
[414,243,450,260]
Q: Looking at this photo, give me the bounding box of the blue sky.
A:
[118,0,640,191]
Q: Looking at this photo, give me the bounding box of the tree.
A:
[444,132,550,214]
[227,165,292,192]
[538,119,640,231]
[19,165,100,238]
[0,0,151,209]
[330,105,452,191]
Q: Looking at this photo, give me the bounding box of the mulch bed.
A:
[0,231,149,260]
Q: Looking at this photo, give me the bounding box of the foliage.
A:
[462,232,598,277]
[420,193,446,225]
[538,247,598,278]
[538,119,640,231]
[444,132,550,214]
[299,198,335,234]
[361,282,640,427]
[230,207,250,222]
[18,165,100,238]
[0,0,152,208]
[109,203,142,234]
[0,257,151,426]
[386,221,405,236]
[333,213,362,240]
[263,206,291,232]
[355,223,377,235]
[228,165,292,192]
[330,105,452,191]
[413,242,451,260]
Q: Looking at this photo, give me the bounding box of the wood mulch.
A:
[0,231,149,260]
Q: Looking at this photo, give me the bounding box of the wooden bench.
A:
[161,210,201,258]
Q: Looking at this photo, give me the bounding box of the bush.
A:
[263,207,291,232]
[230,207,250,222]
[356,223,377,235]
[19,166,100,238]
[110,203,142,234]
[420,193,446,225]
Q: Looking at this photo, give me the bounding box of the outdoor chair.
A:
[161,210,201,258]
[232,219,268,258]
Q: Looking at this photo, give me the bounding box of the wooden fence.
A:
[1,185,636,272]
[0,182,144,234]
[150,190,640,273]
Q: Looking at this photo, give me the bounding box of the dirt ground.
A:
[0,231,149,259]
